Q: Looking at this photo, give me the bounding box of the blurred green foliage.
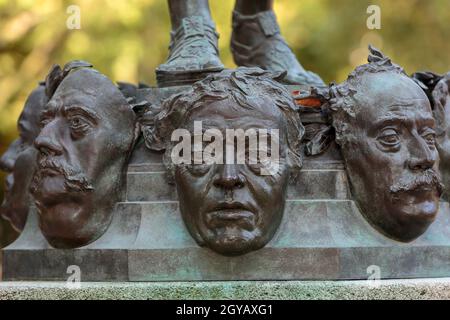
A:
[0,0,449,246]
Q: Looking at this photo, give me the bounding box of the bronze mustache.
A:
[31,157,94,193]
[390,169,444,195]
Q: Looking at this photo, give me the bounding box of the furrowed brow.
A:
[63,105,100,122]
[373,116,408,129]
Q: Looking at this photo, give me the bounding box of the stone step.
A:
[126,169,351,202]
[127,159,345,173]
[5,201,450,281]
[1,279,450,300]
[97,200,450,249]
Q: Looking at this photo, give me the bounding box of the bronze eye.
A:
[69,116,86,128]
[421,129,436,146]
[377,129,400,148]
[68,115,92,138]
[71,117,81,126]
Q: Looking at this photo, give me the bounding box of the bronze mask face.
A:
[143,67,303,256]
[328,47,443,242]
[30,66,138,248]
[175,99,291,256]
[0,84,48,231]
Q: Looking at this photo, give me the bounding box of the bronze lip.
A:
[391,185,441,206]
[206,201,256,228]
[399,183,441,196]
[208,201,254,214]
[209,210,254,220]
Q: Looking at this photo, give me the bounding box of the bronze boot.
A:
[231,10,324,86]
[156,16,224,87]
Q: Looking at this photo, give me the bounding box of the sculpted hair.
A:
[141,67,305,180]
[325,46,406,146]
[44,60,93,99]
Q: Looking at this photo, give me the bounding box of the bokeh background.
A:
[0,0,449,246]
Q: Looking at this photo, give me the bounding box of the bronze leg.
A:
[234,0,273,15]
[168,0,212,30]
[231,0,324,86]
[156,0,224,87]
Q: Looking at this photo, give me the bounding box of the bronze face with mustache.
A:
[327,47,443,242]
[142,68,304,256]
[30,64,138,248]
[31,157,93,194]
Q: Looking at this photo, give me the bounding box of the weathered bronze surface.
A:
[322,46,443,242]
[156,0,224,87]
[231,0,324,86]
[5,146,450,281]
[156,0,323,87]
[4,78,450,280]
[142,67,303,256]
[2,6,450,281]
[413,71,450,202]
[29,62,139,249]
[0,83,48,232]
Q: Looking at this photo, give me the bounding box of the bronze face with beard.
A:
[326,47,443,242]
[142,67,304,256]
[0,83,48,232]
[412,71,450,201]
[30,64,138,248]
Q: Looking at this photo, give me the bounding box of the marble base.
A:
[1,279,450,300]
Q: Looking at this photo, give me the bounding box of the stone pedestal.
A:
[3,85,450,282]
[1,279,450,300]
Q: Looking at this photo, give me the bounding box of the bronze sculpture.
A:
[143,67,304,256]
[156,0,323,87]
[3,4,450,282]
[0,83,48,232]
[322,46,443,242]
[29,61,140,249]
[412,71,450,201]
